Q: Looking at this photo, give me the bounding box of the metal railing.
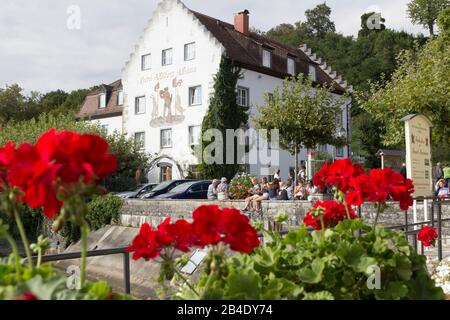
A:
[28,247,131,294]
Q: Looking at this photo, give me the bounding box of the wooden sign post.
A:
[400,114,433,197]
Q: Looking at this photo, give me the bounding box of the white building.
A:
[78,0,353,183]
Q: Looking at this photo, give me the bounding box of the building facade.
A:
[78,0,352,183]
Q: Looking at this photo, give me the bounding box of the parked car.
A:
[152,180,212,200]
[139,180,195,199]
[115,183,158,199]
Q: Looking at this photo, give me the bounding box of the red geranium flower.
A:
[5,129,118,218]
[14,292,39,300]
[418,225,438,247]
[220,208,260,253]
[191,205,223,246]
[35,129,118,184]
[0,141,16,191]
[156,218,194,252]
[127,223,161,261]
[8,143,63,218]
[304,200,358,230]
[313,159,365,193]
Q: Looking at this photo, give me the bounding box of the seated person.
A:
[277,180,291,200]
[268,179,280,200]
[306,180,318,202]
[217,177,229,200]
[294,181,307,200]
[242,177,261,211]
[207,179,219,200]
[436,179,449,199]
[252,177,270,212]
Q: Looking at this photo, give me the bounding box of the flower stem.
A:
[343,201,352,220]
[201,270,216,300]
[173,268,200,298]
[320,215,326,239]
[36,248,42,269]
[13,209,33,269]
[79,222,90,288]
[5,233,21,272]
[373,202,382,229]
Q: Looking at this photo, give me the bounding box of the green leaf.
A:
[253,246,280,273]
[302,291,334,300]
[225,269,262,300]
[18,275,67,300]
[298,258,325,284]
[83,281,112,300]
[384,281,408,299]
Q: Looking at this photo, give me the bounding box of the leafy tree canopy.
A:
[407,0,450,35]
[358,9,450,160]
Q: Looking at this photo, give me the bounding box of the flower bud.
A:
[52,218,64,232]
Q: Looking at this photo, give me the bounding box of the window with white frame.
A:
[189,86,202,106]
[336,146,344,158]
[117,90,124,106]
[287,57,296,75]
[141,54,151,71]
[336,111,343,127]
[309,64,317,82]
[134,132,145,150]
[135,96,146,114]
[262,49,272,68]
[237,87,249,107]
[184,42,195,61]
[161,129,172,148]
[162,48,173,66]
[188,126,200,146]
[99,93,106,109]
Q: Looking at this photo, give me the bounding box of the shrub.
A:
[60,194,124,246]
[229,174,254,199]
[86,194,124,231]
[0,206,43,241]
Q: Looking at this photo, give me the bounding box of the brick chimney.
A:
[234,10,250,35]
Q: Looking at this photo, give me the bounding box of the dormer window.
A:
[262,49,272,68]
[99,93,106,109]
[287,57,296,75]
[309,64,317,82]
[117,90,124,106]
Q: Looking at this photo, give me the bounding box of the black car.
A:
[115,183,158,199]
[139,180,195,199]
[152,180,212,200]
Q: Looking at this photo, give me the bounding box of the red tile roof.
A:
[77,80,123,120]
[191,11,347,94]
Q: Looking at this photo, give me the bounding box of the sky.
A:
[0,0,428,93]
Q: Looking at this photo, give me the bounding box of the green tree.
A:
[359,9,450,161]
[0,84,41,123]
[198,56,249,180]
[254,74,345,185]
[304,2,336,37]
[0,113,151,190]
[407,0,450,35]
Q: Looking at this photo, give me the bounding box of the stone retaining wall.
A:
[119,199,450,230]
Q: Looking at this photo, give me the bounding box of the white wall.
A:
[121,0,223,182]
[91,116,123,136]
